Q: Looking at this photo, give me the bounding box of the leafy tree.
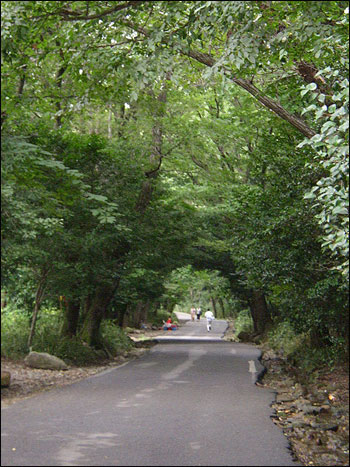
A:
[1,1,348,360]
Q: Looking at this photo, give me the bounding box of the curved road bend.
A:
[1,319,300,466]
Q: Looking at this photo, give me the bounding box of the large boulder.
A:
[24,351,68,370]
[1,371,11,387]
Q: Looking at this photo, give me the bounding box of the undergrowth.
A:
[265,320,348,374]
[1,307,134,365]
[234,309,254,335]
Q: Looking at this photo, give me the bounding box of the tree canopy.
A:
[1,1,348,357]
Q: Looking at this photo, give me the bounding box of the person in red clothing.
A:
[163,316,172,330]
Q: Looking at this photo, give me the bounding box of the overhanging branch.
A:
[123,20,316,139]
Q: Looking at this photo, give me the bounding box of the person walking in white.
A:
[204,309,215,332]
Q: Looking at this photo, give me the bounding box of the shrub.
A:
[150,308,172,327]
[1,307,135,365]
[48,337,103,366]
[1,309,30,358]
[234,309,253,335]
[101,320,134,356]
[267,320,348,372]
[267,321,306,358]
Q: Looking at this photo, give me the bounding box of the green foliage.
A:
[296,338,348,372]
[267,321,306,359]
[1,307,135,365]
[1,309,30,358]
[300,66,349,278]
[147,308,175,327]
[1,1,348,364]
[267,320,348,372]
[156,308,172,324]
[100,320,134,356]
[162,265,231,312]
[234,309,253,336]
[39,336,104,366]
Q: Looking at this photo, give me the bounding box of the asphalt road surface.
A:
[1,319,300,466]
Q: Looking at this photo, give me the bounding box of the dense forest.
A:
[1,1,349,368]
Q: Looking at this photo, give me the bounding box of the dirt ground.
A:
[1,330,162,408]
[1,326,349,466]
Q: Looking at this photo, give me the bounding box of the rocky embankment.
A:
[224,321,349,467]
[261,349,349,466]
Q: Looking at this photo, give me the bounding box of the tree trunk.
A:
[79,281,120,348]
[54,45,66,129]
[61,299,80,337]
[108,103,112,139]
[218,298,226,318]
[141,301,151,325]
[17,64,27,96]
[1,290,7,309]
[149,301,160,322]
[248,290,272,335]
[79,292,107,348]
[210,297,218,317]
[117,304,127,327]
[133,302,144,328]
[122,304,132,327]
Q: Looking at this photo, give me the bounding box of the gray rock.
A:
[24,351,68,370]
[276,393,296,403]
[296,403,326,415]
[321,424,339,432]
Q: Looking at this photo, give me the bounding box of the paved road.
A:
[1,320,300,466]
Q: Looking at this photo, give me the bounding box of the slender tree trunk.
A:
[122,304,129,327]
[210,297,218,317]
[117,304,127,327]
[54,48,66,129]
[133,302,144,328]
[27,271,49,349]
[108,103,112,139]
[218,298,226,318]
[141,301,151,325]
[17,64,27,96]
[1,291,7,309]
[149,301,160,323]
[248,290,272,335]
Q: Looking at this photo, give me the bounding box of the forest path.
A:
[1,321,300,466]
